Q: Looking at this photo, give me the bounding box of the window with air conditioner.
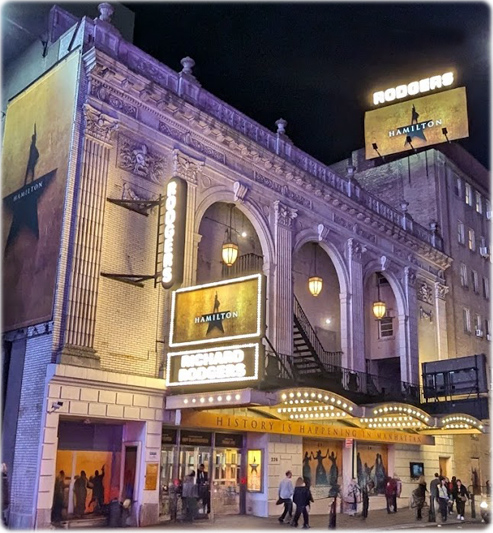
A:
[486,199,491,220]
[479,237,489,258]
[454,177,463,198]
[474,315,483,337]
[486,319,491,341]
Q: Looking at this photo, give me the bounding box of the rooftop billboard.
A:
[364,87,468,160]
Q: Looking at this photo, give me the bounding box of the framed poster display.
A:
[246,449,263,492]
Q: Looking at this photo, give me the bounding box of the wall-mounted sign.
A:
[215,433,244,448]
[145,463,159,490]
[161,428,177,444]
[161,177,187,290]
[166,342,260,387]
[365,87,468,160]
[372,71,455,106]
[180,430,212,446]
[169,274,266,348]
[247,449,263,492]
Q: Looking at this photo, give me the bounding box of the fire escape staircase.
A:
[291,297,342,384]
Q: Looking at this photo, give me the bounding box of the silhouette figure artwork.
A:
[313,449,329,485]
[356,452,364,488]
[206,291,225,334]
[411,105,420,125]
[24,123,40,185]
[328,451,338,487]
[374,453,387,494]
[302,452,312,482]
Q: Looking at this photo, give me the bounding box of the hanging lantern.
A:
[372,272,386,319]
[308,276,323,297]
[221,204,238,267]
[308,243,323,296]
[372,300,386,320]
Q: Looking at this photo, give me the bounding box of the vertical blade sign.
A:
[161,177,187,289]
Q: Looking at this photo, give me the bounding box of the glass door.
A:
[212,448,241,515]
[159,447,176,520]
[178,447,211,517]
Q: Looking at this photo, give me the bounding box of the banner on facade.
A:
[364,87,468,159]
[169,274,266,348]
[180,411,435,445]
[2,51,80,330]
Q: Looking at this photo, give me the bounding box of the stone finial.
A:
[400,200,409,213]
[275,118,287,135]
[429,221,438,233]
[180,57,195,76]
[98,3,114,22]
[347,164,356,178]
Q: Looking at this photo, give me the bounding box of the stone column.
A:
[400,267,419,384]
[60,105,118,366]
[434,282,449,360]
[172,149,203,286]
[345,239,366,372]
[272,201,297,355]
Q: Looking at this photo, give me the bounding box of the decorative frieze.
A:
[89,79,137,119]
[404,266,417,287]
[419,307,433,322]
[347,238,367,262]
[273,201,298,228]
[417,281,433,304]
[83,105,118,145]
[117,134,166,184]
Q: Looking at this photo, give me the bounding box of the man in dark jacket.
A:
[291,477,313,529]
[385,477,397,513]
[196,464,210,514]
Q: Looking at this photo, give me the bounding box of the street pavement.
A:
[149,506,487,530]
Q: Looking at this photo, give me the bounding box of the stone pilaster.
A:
[400,266,419,384]
[172,149,203,286]
[345,239,366,372]
[434,282,449,360]
[60,105,118,367]
[272,201,297,355]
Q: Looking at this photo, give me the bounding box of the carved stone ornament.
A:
[172,149,204,184]
[273,200,298,228]
[417,281,433,304]
[318,223,329,242]
[419,306,433,322]
[117,134,166,184]
[435,282,449,300]
[233,181,250,202]
[347,238,367,261]
[84,105,118,144]
[404,266,417,287]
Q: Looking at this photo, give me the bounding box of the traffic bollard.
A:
[328,497,337,529]
[471,493,476,519]
[428,496,436,522]
[362,489,369,519]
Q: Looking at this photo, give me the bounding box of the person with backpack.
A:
[413,476,428,520]
[291,477,314,529]
[452,479,470,521]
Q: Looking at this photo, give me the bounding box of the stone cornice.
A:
[82,49,451,272]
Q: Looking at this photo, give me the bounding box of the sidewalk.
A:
[151,506,486,530]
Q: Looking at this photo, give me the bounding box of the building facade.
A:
[2,4,489,529]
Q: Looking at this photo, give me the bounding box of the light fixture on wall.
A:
[222,204,239,267]
[308,243,323,297]
[372,273,386,320]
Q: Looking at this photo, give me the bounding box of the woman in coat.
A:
[452,479,469,521]
[413,476,428,520]
[291,477,314,529]
[437,477,450,522]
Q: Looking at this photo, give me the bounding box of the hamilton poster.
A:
[364,87,469,159]
[170,274,265,347]
[2,53,79,331]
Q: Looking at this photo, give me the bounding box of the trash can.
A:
[108,499,122,527]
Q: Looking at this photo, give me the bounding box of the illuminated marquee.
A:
[372,72,454,106]
[161,177,187,289]
[169,273,265,348]
[166,343,260,386]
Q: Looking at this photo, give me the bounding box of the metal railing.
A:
[293,296,342,369]
[221,253,263,279]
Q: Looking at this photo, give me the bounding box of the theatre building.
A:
[2,4,489,528]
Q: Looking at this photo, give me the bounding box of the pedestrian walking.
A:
[448,476,457,514]
[278,470,294,524]
[452,479,469,521]
[429,472,440,521]
[197,464,211,514]
[385,476,397,513]
[182,470,198,522]
[346,478,361,516]
[291,477,313,528]
[413,476,427,520]
[437,477,450,522]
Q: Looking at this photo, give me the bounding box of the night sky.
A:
[126,2,490,169]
